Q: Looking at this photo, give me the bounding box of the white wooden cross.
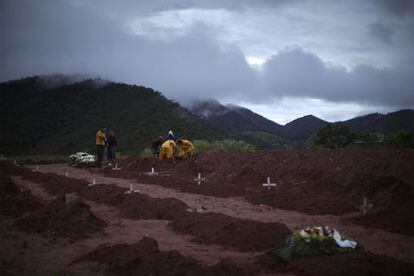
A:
[88,177,96,187]
[148,167,158,176]
[262,177,277,189]
[124,183,139,194]
[360,197,373,215]
[194,173,205,185]
[33,165,40,172]
[13,160,17,166]
[112,163,122,171]
[65,171,69,177]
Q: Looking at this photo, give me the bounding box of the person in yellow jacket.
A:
[96,128,106,165]
[178,138,195,159]
[159,139,177,160]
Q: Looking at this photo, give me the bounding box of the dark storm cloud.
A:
[367,21,395,43]
[0,0,413,110]
[262,49,413,107]
[0,0,255,102]
[374,0,414,16]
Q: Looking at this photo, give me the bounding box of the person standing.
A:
[107,131,118,164]
[167,130,176,141]
[151,136,163,158]
[96,127,106,165]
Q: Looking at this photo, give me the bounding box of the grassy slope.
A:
[0,77,225,155]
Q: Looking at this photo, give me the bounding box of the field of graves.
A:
[0,147,413,275]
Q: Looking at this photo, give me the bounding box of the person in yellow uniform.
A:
[159,139,177,160]
[178,138,195,159]
[96,127,106,165]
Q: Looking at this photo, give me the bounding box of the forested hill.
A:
[0,76,225,155]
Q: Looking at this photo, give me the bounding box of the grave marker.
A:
[112,163,121,171]
[262,177,277,189]
[124,183,139,194]
[65,171,69,177]
[148,167,158,176]
[88,177,96,187]
[360,197,373,215]
[194,173,205,185]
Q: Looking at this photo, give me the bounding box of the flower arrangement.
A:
[69,152,96,167]
[269,225,357,262]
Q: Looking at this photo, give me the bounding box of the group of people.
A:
[95,128,194,165]
[151,130,195,161]
[95,127,118,165]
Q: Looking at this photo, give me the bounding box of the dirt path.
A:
[13,177,260,266]
[28,164,414,263]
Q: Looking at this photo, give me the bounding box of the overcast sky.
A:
[1,0,413,124]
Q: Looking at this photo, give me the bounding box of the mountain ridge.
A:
[1,76,412,154]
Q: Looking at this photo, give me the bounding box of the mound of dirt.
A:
[77,237,252,275]
[113,148,414,235]
[0,161,29,176]
[77,184,189,220]
[35,173,89,194]
[257,251,414,275]
[0,175,43,217]
[14,198,106,239]
[170,212,291,252]
[349,175,414,235]
[119,193,189,220]
[78,184,126,205]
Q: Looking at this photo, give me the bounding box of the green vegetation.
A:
[314,124,354,149]
[0,77,224,155]
[241,131,287,149]
[140,148,153,157]
[193,139,255,152]
[2,76,412,155]
[384,130,413,148]
[355,132,382,143]
[6,155,69,165]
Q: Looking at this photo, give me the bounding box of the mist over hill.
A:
[0,76,224,155]
[187,99,413,141]
[1,76,412,155]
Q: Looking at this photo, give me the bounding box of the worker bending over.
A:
[178,138,195,159]
[159,139,177,160]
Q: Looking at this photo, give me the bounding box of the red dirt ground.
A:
[0,146,413,275]
[108,147,413,235]
[76,237,254,276]
[14,198,107,240]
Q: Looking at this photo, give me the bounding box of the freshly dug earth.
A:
[111,147,414,235]
[348,175,414,236]
[0,174,43,217]
[257,251,414,275]
[14,198,106,239]
[0,159,413,275]
[78,184,189,220]
[77,237,414,276]
[77,237,253,275]
[170,212,290,252]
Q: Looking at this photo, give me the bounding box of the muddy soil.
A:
[77,237,253,276]
[1,151,413,276]
[170,212,290,252]
[107,147,414,235]
[0,175,43,217]
[16,161,414,263]
[14,198,106,240]
[9,164,291,253]
[257,251,414,275]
